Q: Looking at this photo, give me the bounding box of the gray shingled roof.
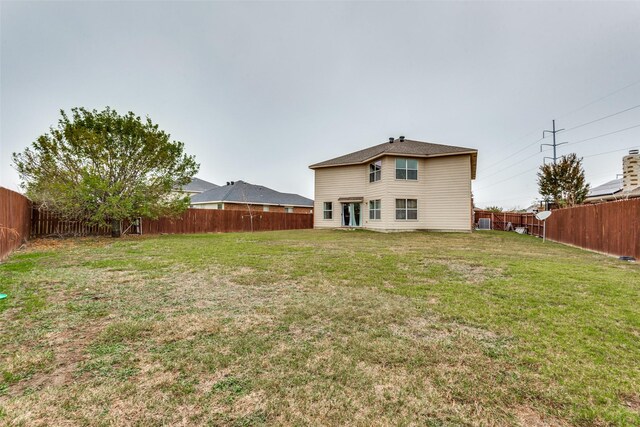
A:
[182,177,219,193]
[190,180,313,207]
[309,138,477,178]
[587,178,623,198]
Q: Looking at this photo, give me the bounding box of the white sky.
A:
[2,1,640,209]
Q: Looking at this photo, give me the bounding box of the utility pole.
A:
[541,120,567,164]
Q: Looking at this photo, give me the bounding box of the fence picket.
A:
[475,200,640,259]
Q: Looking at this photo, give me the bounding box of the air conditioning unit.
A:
[478,218,491,230]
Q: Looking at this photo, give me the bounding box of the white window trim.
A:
[395,198,418,221]
[323,202,333,220]
[369,160,382,183]
[395,158,419,181]
[369,199,381,220]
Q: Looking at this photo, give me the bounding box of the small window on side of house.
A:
[369,160,382,182]
[285,207,294,213]
[369,199,381,220]
[263,206,270,212]
[323,202,333,220]
[217,203,223,210]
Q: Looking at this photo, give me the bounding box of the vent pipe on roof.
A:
[226,182,230,186]
[231,181,235,185]
[399,135,405,142]
[389,137,394,143]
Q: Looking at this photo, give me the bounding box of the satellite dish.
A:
[535,210,552,221]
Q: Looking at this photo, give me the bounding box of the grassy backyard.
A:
[0,230,639,426]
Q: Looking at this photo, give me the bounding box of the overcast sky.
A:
[2,1,640,209]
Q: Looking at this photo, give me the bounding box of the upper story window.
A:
[396,158,418,180]
[369,160,382,182]
[323,202,333,220]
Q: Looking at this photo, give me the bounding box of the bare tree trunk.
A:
[111,219,121,237]
[241,186,255,232]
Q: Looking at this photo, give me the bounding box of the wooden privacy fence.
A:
[0,187,31,260]
[543,199,640,259]
[31,208,112,237]
[474,210,544,237]
[141,209,313,234]
[31,208,313,237]
[475,199,640,259]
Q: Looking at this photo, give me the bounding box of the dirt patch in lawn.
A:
[514,405,570,427]
[390,316,502,345]
[6,320,108,397]
[424,258,504,284]
[22,237,114,253]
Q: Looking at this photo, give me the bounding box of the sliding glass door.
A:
[341,203,361,227]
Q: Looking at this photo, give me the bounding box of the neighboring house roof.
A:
[181,177,219,193]
[584,178,640,203]
[190,180,314,207]
[525,204,541,213]
[586,178,623,198]
[309,137,477,179]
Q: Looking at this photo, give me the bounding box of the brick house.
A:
[190,180,313,213]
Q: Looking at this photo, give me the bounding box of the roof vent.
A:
[231,181,235,185]
[389,137,394,143]
[399,135,405,142]
[226,182,230,186]
[630,149,639,155]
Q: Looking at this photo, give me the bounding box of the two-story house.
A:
[309,136,477,232]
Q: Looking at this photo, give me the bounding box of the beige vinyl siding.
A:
[312,153,472,231]
[314,165,367,228]
[377,156,424,230]
[422,155,472,231]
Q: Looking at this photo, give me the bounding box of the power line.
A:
[557,78,640,120]
[474,166,540,191]
[561,103,640,134]
[481,78,640,174]
[564,123,640,148]
[583,145,640,159]
[479,123,640,182]
[482,107,640,178]
[481,135,544,173]
[476,147,550,181]
[475,143,640,191]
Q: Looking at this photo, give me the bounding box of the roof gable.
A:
[309,138,477,178]
[181,177,219,193]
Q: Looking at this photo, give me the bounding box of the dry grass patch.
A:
[1,230,639,426]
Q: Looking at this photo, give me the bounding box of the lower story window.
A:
[396,199,417,220]
[263,206,270,212]
[369,199,381,220]
[323,202,332,219]
[285,207,294,213]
